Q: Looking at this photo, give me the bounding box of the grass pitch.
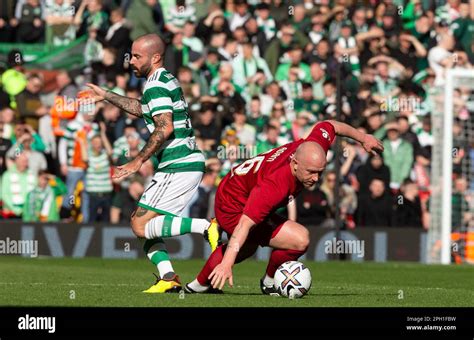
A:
[0,257,472,307]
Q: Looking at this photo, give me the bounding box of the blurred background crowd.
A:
[0,0,473,230]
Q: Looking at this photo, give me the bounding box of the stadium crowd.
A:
[0,0,473,230]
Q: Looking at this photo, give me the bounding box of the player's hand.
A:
[209,263,233,290]
[113,158,143,180]
[362,134,384,155]
[85,83,107,103]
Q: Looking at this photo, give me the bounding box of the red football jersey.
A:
[216,121,336,225]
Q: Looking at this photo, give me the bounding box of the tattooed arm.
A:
[86,83,143,118]
[136,112,174,162]
[104,90,143,118]
[112,112,174,179]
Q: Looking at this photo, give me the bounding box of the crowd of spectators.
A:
[0,0,473,230]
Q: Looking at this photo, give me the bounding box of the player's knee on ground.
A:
[131,215,146,238]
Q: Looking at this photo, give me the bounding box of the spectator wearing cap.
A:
[255,2,276,41]
[336,20,361,76]
[264,21,310,75]
[382,121,414,190]
[232,41,273,95]
[275,44,311,83]
[356,178,394,227]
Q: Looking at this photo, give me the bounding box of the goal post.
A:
[428,68,474,264]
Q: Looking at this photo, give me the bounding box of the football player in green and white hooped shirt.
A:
[86,33,220,293]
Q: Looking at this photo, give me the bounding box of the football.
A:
[274,261,312,298]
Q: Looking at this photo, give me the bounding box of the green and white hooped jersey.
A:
[141,67,205,173]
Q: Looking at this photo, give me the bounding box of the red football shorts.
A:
[214,202,287,247]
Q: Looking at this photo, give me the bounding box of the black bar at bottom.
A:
[0,307,472,339]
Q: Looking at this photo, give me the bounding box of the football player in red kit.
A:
[185,120,383,294]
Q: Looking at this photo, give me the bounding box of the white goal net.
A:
[428,69,474,264]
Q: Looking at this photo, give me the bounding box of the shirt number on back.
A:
[234,156,265,176]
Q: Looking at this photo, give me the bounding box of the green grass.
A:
[0,257,473,307]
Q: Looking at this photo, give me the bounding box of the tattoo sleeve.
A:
[137,112,173,162]
[104,90,143,117]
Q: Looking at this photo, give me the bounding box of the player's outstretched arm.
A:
[113,112,173,180]
[86,83,143,118]
[209,214,256,290]
[327,120,384,155]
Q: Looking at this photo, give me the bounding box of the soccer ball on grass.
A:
[274,261,311,298]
